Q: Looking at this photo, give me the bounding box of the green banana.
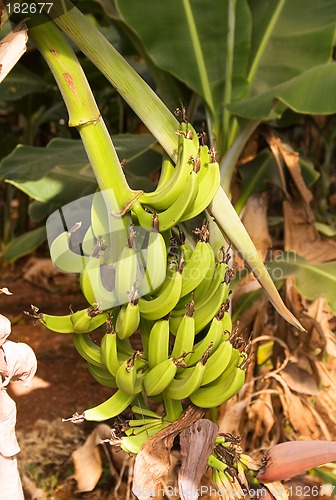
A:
[179,229,215,297]
[139,130,198,210]
[170,300,195,359]
[79,258,97,305]
[115,299,140,339]
[31,309,75,334]
[186,313,230,366]
[90,190,111,246]
[25,305,106,335]
[189,366,246,408]
[143,357,186,396]
[115,353,147,395]
[70,307,108,334]
[180,145,221,221]
[132,169,199,232]
[124,419,163,436]
[156,151,175,189]
[81,225,96,256]
[127,417,162,428]
[137,225,167,296]
[164,355,207,400]
[91,190,131,264]
[193,259,226,303]
[138,269,183,320]
[147,317,170,369]
[138,317,153,359]
[101,329,129,377]
[81,255,118,311]
[87,361,117,388]
[172,260,228,317]
[49,226,87,273]
[120,421,169,454]
[131,405,162,420]
[72,332,105,368]
[83,389,136,422]
[200,337,233,386]
[115,226,139,304]
[170,281,230,335]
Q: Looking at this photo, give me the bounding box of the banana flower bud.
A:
[258,487,275,499]
[257,440,336,482]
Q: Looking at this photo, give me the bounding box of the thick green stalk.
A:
[28,17,136,209]
[47,0,180,162]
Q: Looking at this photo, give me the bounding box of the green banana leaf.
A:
[0,64,48,102]
[0,135,158,181]
[116,0,336,140]
[2,226,47,262]
[267,252,336,314]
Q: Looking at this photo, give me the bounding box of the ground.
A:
[1,261,119,499]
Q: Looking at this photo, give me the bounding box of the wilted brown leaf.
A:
[284,199,336,262]
[133,406,204,500]
[178,419,218,500]
[281,362,319,396]
[0,19,28,83]
[72,424,112,492]
[241,192,272,262]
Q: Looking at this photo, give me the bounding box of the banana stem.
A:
[163,393,183,422]
[46,0,180,161]
[28,16,136,210]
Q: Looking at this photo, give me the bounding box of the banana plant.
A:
[2,0,336,327]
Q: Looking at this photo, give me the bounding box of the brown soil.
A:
[1,263,113,431]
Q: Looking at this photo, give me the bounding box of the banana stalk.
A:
[46,0,179,158]
[28,16,137,212]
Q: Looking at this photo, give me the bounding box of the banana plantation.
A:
[1,0,336,498]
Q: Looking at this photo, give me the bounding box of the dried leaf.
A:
[133,406,204,500]
[241,192,271,261]
[72,424,111,492]
[284,199,336,262]
[281,362,319,396]
[0,20,28,83]
[178,419,218,500]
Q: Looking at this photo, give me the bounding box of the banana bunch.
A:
[208,434,273,499]
[131,121,221,231]
[47,116,220,307]
[41,115,248,448]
